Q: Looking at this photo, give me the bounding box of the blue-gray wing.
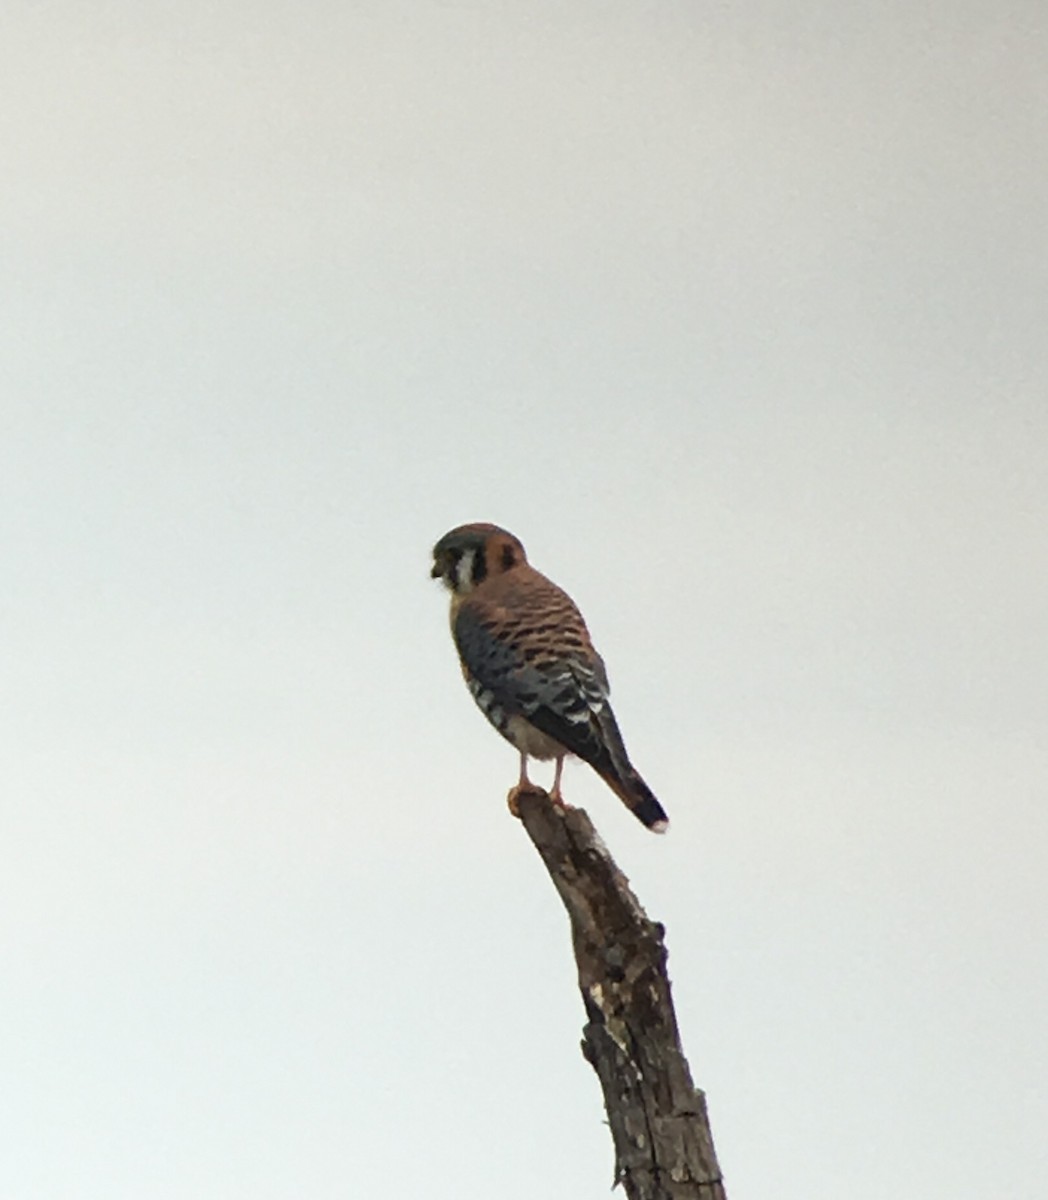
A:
[452,587,629,775]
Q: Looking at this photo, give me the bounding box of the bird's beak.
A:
[430,559,443,579]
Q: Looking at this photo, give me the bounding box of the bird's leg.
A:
[548,755,568,808]
[507,752,539,817]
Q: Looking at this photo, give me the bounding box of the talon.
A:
[507,786,523,818]
[507,782,545,818]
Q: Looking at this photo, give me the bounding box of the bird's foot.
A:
[547,786,570,810]
[507,783,547,818]
[507,784,573,817]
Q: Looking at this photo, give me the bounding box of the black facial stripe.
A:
[471,549,488,585]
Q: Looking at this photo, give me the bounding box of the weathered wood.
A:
[517,790,727,1200]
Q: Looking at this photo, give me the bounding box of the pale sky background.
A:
[2,2,1046,1197]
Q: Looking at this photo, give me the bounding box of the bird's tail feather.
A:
[601,766,669,833]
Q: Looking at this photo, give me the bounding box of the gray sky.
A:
[2,2,1046,1197]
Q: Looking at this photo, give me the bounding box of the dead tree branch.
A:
[517,790,727,1200]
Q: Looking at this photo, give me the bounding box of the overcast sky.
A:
[2,2,1046,1197]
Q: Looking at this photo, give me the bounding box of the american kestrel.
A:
[431,523,668,832]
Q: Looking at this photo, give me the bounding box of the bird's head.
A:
[430,523,527,595]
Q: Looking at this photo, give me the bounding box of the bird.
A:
[430,522,668,832]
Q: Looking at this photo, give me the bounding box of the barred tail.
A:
[601,765,669,833]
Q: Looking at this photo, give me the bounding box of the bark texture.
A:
[517,790,727,1200]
